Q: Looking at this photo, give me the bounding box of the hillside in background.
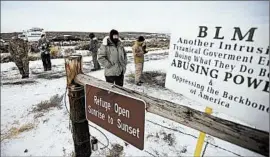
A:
[0,31,170,42]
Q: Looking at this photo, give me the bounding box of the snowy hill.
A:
[0,49,263,156]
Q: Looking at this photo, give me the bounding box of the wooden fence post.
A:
[65,55,91,157]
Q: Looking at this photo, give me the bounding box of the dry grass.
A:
[127,71,166,87]
[63,48,76,56]
[74,40,169,51]
[0,53,40,63]
[28,53,41,61]
[1,123,35,141]
[33,113,44,119]
[31,94,63,114]
[1,51,62,63]
[127,73,135,79]
[50,46,61,58]
[36,72,66,80]
[2,79,37,86]
[161,132,176,146]
[106,144,124,157]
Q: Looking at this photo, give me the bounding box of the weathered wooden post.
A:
[65,55,91,157]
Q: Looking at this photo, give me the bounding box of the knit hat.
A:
[109,29,119,39]
[137,36,145,42]
[109,29,119,44]
[89,33,95,39]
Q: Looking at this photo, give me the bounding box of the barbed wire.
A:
[63,87,157,157]
[63,86,242,157]
[64,87,110,150]
[146,119,242,157]
[144,150,157,157]
[202,141,209,157]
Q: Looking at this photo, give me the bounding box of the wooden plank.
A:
[75,73,269,156]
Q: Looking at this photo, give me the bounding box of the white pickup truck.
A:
[18,27,47,53]
[19,27,46,42]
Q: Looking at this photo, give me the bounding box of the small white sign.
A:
[165,24,269,132]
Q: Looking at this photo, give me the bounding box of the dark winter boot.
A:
[22,75,29,79]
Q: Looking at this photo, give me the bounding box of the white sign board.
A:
[165,24,269,132]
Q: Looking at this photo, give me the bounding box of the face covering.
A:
[111,35,119,44]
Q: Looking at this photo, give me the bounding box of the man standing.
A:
[98,29,128,87]
[132,36,148,86]
[9,34,30,79]
[89,33,100,71]
[38,34,51,71]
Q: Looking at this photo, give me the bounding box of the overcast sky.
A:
[1,1,269,33]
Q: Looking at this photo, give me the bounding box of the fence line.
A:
[64,55,269,157]
[74,73,268,156]
[63,89,242,157]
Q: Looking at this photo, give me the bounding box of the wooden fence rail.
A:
[65,55,269,157]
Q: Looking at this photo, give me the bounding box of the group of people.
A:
[8,29,148,87]
[89,29,148,86]
[9,34,52,79]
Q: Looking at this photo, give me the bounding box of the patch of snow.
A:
[124,47,132,52]
[0,49,264,157]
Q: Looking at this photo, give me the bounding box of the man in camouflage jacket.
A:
[9,35,30,79]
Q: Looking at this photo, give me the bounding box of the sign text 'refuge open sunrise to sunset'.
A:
[165,24,269,132]
[85,84,146,150]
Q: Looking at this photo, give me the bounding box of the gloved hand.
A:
[136,53,143,57]
[142,45,146,49]
[142,45,147,54]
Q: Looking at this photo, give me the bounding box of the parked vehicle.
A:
[19,27,46,42]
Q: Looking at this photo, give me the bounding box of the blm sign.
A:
[165,24,269,132]
[85,84,145,150]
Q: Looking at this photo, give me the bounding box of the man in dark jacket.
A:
[98,29,127,87]
[89,33,101,71]
[38,34,51,71]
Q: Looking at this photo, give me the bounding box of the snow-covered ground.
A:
[0,49,264,156]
